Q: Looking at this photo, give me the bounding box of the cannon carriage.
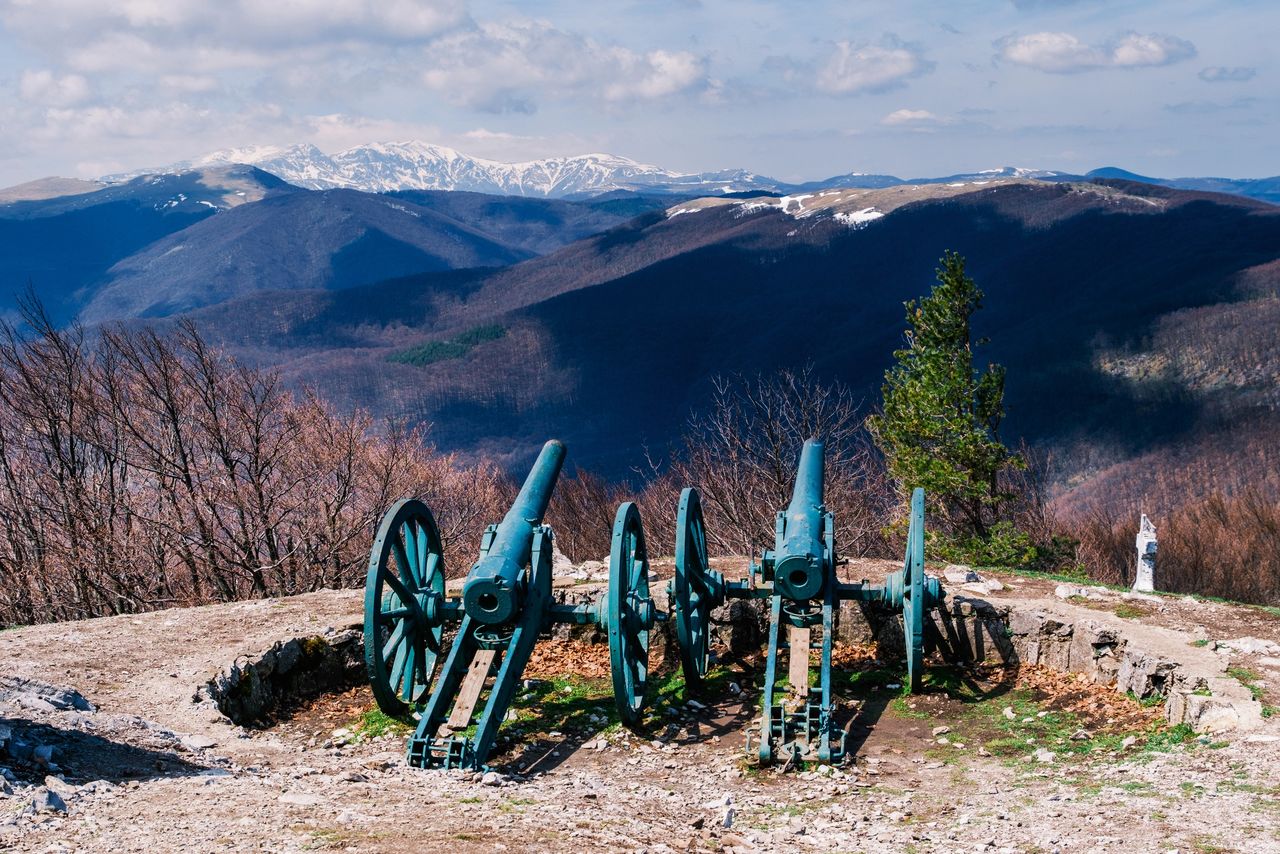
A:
[670,438,945,765]
[363,440,657,771]
[362,436,945,772]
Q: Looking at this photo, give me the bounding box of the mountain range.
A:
[101,141,778,198]
[88,140,1280,203]
[3,148,1279,513]
[145,178,1280,491]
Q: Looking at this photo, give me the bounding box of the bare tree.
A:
[649,366,894,560]
[0,307,511,626]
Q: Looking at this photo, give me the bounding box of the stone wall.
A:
[933,596,1264,733]
[195,629,364,725]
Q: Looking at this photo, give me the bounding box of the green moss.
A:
[1189,639,1211,648]
[299,635,330,660]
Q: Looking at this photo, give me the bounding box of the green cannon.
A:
[362,439,657,771]
[671,438,944,765]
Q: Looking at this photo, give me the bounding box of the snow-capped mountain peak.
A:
[101,142,712,198]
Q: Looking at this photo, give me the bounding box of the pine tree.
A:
[868,251,1020,540]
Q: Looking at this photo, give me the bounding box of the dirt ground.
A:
[1,571,1280,853]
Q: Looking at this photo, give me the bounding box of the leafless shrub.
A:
[1065,485,1280,605]
[0,305,506,625]
[545,471,627,564]
[640,367,896,560]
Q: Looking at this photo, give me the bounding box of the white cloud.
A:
[997,31,1196,73]
[0,1,466,60]
[419,20,708,112]
[18,70,90,106]
[1199,66,1255,83]
[881,108,938,126]
[815,37,932,95]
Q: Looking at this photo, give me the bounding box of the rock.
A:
[1121,736,1138,750]
[4,742,33,763]
[1070,730,1092,741]
[1033,748,1055,763]
[18,695,57,714]
[31,787,66,814]
[45,687,95,712]
[931,726,950,736]
[1002,707,1016,720]
[481,771,503,786]
[43,776,76,799]
[181,734,218,751]
[1220,637,1280,657]
[32,745,54,766]
[1054,584,1085,600]
[721,806,735,828]
[278,792,325,806]
[944,566,980,584]
[728,682,742,695]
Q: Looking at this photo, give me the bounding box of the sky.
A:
[0,0,1274,187]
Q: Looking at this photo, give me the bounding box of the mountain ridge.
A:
[83,140,1280,204]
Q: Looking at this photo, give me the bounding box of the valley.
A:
[3,156,1279,598]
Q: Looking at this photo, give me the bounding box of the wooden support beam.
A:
[447,648,497,731]
[788,626,811,701]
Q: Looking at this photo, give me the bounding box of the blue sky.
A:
[0,1,1272,186]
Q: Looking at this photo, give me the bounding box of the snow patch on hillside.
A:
[834,207,884,227]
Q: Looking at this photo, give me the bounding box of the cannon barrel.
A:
[462,440,566,624]
[772,438,828,600]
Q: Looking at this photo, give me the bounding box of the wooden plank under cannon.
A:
[788,626,810,699]
[447,648,497,730]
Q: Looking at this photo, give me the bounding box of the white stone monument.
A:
[1133,514,1157,593]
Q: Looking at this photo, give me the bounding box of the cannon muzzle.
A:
[773,438,827,601]
[462,440,566,624]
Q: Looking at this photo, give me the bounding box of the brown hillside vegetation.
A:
[0,308,510,625]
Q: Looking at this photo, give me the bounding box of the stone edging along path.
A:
[939,592,1266,733]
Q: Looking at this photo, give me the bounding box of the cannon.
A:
[362,439,658,771]
[671,438,944,765]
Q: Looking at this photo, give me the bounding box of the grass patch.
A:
[1113,604,1148,620]
[1190,639,1211,648]
[352,708,413,740]
[1226,667,1266,703]
[1128,691,1166,709]
[388,324,506,366]
[900,666,1194,769]
[985,565,1102,586]
[507,675,618,736]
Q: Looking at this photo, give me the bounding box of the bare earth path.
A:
[1,573,1279,853]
